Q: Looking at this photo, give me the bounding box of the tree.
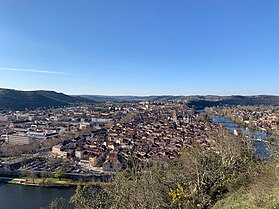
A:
[70,185,109,209]
[29,170,37,184]
[41,197,73,209]
[40,170,49,181]
[44,178,54,186]
[163,130,255,208]
[54,168,64,180]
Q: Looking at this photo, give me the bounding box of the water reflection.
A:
[211,115,278,159]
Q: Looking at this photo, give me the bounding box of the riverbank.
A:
[0,176,109,188]
[209,114,278,158]
[0,176,77,187]
[205,108,279,137]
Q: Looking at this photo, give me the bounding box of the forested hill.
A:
[0,88,89,110]
[187,95,279,109]
[79,94,279,107]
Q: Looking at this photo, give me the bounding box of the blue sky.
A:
[0,0,278,95]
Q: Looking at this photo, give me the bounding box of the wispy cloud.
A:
[0,67,76,75]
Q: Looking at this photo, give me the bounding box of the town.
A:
[1,101,278,184]
[0,101,221,182]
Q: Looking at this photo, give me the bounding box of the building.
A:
[75,149,84,159]
[52,145,68,158]
[103,153,122,171]
[6,134,31,145]
[89,156,98,167]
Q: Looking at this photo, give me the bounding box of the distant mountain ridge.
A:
[0,88,279,111]
[79,94,279,108]
[0,88,89,110]
[180,95,279,109]
[78,95,187,102]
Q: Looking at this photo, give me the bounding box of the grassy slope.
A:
[212,160,279,209]
[212,188,279,209]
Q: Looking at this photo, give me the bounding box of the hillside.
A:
[79,94,279,107]
[0,88,89,110]
[78,95,186,102]
[212,160,279,209]
[187,95,279,108]
[1,89,279,111]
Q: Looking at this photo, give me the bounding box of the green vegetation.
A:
[213,160,279,209]
[45,130,279,209]
[0,176,78,187]
[54,168,65,180]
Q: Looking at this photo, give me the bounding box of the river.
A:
[0,183,75,209]
[211,115,279,158]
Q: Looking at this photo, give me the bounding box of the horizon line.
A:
[1,87,278,97]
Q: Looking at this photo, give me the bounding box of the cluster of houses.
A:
[0,104,128,146]
[0,101,224,174]
[51,102,216,172]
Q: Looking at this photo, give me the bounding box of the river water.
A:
[0,183,75,209]
[211,115,279,158]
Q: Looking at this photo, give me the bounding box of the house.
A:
[103,153,122,171]
[75,149,84,159]
[52,144,67,158]
[89,156,98,167]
